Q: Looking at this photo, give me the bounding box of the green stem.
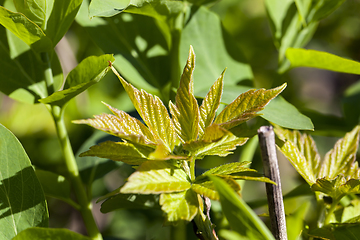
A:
[41,52,55,95]
[51,106,102,240]
[189,156,196,182]
[324,200,338,226]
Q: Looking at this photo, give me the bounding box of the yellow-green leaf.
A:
[192,177,241,201]
[214,83,287,129]
[120,161,191,194]
[160,190,199,223]
[319,125,360,179]
[79,141,152,165]
[198,69,225,137]
[112,66,176,153]
[171,46,200,143]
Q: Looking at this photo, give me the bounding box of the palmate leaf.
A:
[311,177,360,202]
[73,103,156,147]
[275,126,320,184]
[160,189,200,223]
[120,161,191,194]
[79,141,152,165]
[169,46,200,143]
[214,83,287,130]
[319,125,360,179]
[111,66,176,153]
[198,69,224,137]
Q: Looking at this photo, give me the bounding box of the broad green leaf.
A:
[286,48,360,75]
[275,127,320,184]
[192,177,241,201]
[311,177,360,202]
[184,127,248,158]
[180,6,253,95]
[79,141,152,165]
[0,124,48,240]
[170,46,200,143]
[202,162,252,176]
[260,96,314,130]
[45,0,83,46]
[120,161,191,194]
[34,169,73,205]
[13,227,92,240]
[339,199,360,223]
[215,83,287,129]
[160,190,199,223]
[112,66,176,153]
[13,0,52,29]
[198,69,224,137]
[40,54,115,106]
[73,107,157,148]
[0,6,52,52]
[319,125,360,179]
[210,176,275,240]
[100,193,160,213]
[76,0,169,95]
[309,223,360,240]
[89,0,130,18]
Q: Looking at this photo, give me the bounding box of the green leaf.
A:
[13,227,92,240]
[159,190,200,223]
[337,199,360,223]
[0,6,52,52]
[89,0,130,18]
[275,127,320,185]
[319,125,360,179]
[170,46,200,143]
[286,48,360,75]
[34,169,73,205]
[180,6,253,94]
[260,96,314,130]
[79,141,152,165]
[309,223,360,240]
[215,83,287,129]
[308,0,346,22]
[100,193,160,213]
[198,69,224,137]
[202,162,252,177]
[311,177,360,202]
[192,177,241,201]
[184,125,248,158]
[40,54,115,106]
[13,0,51,29]
[112,66,176,153]
[0,124,48,240]
[120,161,191,194]
[210,175,275,240]
[45,0,83,46]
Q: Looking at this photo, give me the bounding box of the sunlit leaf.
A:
[286,48,360,75]
[0,6,52,52]
[120,161,191,194]
[198,69,224,137]
[210,176,275,240]
[319,125,360,179]
[40,55,115,106]
[112,66,176,153]
[202,162,252,176]
[160,190,199,223]
[0,124,48,239]
[275,126,320,184]
[79,141,152,165]
[13,227,92,240]
[192,177,241,201]
[170,46,200,143]
[13,0,50,28]
[215,83,287,130]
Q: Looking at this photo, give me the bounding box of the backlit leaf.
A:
[319,125,360,179]
[79,141,151,165]
[120,161,191,194]
[198,69,224,137]
[13,227,92,240]
[112,66,176,153]
[202,162,252,176]
[160,190,199,223]
[286,48,360,75]
[0,6,52,52]
[192,177,241,201]
[40,55,115,106]
[170,46,200,143]
[13,0,50,28]
[275,126,320,184]
[214,83,287,130]
[0,124,48,240]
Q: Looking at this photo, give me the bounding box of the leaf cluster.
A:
[76,46,285,223]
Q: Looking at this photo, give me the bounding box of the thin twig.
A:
[258,126,288,240]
